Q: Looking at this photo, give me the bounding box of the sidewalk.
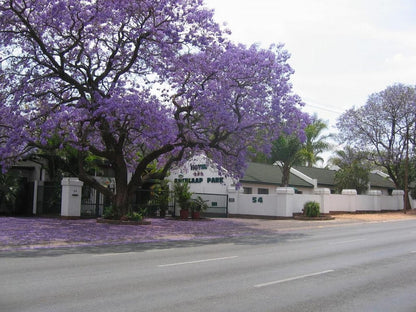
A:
[230,211,416,232]
[1,212,415,251]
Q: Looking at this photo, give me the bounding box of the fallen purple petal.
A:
[0,217,274,251]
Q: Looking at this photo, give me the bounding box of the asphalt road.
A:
[1,219,416,312]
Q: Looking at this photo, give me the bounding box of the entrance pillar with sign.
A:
[61,177,84,218]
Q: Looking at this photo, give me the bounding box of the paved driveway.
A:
[1,212,415,251]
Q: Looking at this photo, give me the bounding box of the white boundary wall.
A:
[169,156,409,217]
[228,187,405,218]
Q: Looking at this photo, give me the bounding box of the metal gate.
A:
[81,185,109,217]
[37,182,61,215]
[81,187,175,217]
[192,193,228,218]
[81,187,227,218]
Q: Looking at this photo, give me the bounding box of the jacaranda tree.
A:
[337,83,416,209]
[337,84,416,190]
[0,0,307,216]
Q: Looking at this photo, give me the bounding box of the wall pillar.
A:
[314,188,331,214]
[368,190,382,211]
[392,190,404,211]
[341,189,357,212]
[61,178,84,218]
[227,186,239,215]
[276,187,295,217]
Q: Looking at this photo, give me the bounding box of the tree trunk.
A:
[281,164,290,187]
[113,186,129,217]
[111,154,130,217]
[404,191,412,212]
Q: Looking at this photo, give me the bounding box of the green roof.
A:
[293,166,395,190]
[240,163,395,191]
[369,172,395,189]
[241,162,314,188]
[293,165,336,187]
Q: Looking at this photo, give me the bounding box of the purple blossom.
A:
[0,0,307,214]
[0,217,275,251]
[337,83,416,189]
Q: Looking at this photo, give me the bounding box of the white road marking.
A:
[329,239,365,245]
[145,249,171,253]
[158,256,238,267]
[93,252,137,257]
[254,270,335,288]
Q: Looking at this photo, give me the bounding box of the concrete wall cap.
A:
[368,190,382,196]
[313,188,331,195]
[341,189,357,195]
[61,177,84,186]
[276,187,295,194]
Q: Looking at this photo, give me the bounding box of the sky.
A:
[204,0,416,132]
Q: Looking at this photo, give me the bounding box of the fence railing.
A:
[37,182,61,215]
[81,187,175,217]
[192,193,228,218]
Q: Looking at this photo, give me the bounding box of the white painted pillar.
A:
[392,190,404,211]
[276,187,295,217]
[368,190,382,211]
[314,188,331,214]
[341,189,357,212]
[61,178,84,218]
[227,186,239,215]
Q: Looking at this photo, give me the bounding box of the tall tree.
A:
[270,133,304,186]
[337,84,416,188]
[0,0,306,216]
[337,84,416,208]
[298,115,332,167]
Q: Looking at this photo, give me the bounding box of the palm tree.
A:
[270,133,303,186]
[298,116,332,167]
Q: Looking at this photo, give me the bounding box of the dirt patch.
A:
[294,215,335,221]
[228,210,416,233]
[333,210,416,222]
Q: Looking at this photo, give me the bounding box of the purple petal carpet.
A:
[0,217,273,251]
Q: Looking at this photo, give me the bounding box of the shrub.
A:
[190,196,209,213]
[303,201,320,217]
[124,210,144,221]
[152,180,170,214]
[173,182,193,211]
[103,206,116,219]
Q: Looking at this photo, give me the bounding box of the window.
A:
[258,188,269,194]
[243,187,252,194]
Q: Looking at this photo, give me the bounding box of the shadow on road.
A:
[0,232,307,259]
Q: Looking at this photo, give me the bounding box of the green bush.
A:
[103,205,146,221]
[173,181,193,211]
[152,180,170,214]
[124,210,144,221]
[190,196,209,213]
[303,201,320,217]
[103,206,116,219]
